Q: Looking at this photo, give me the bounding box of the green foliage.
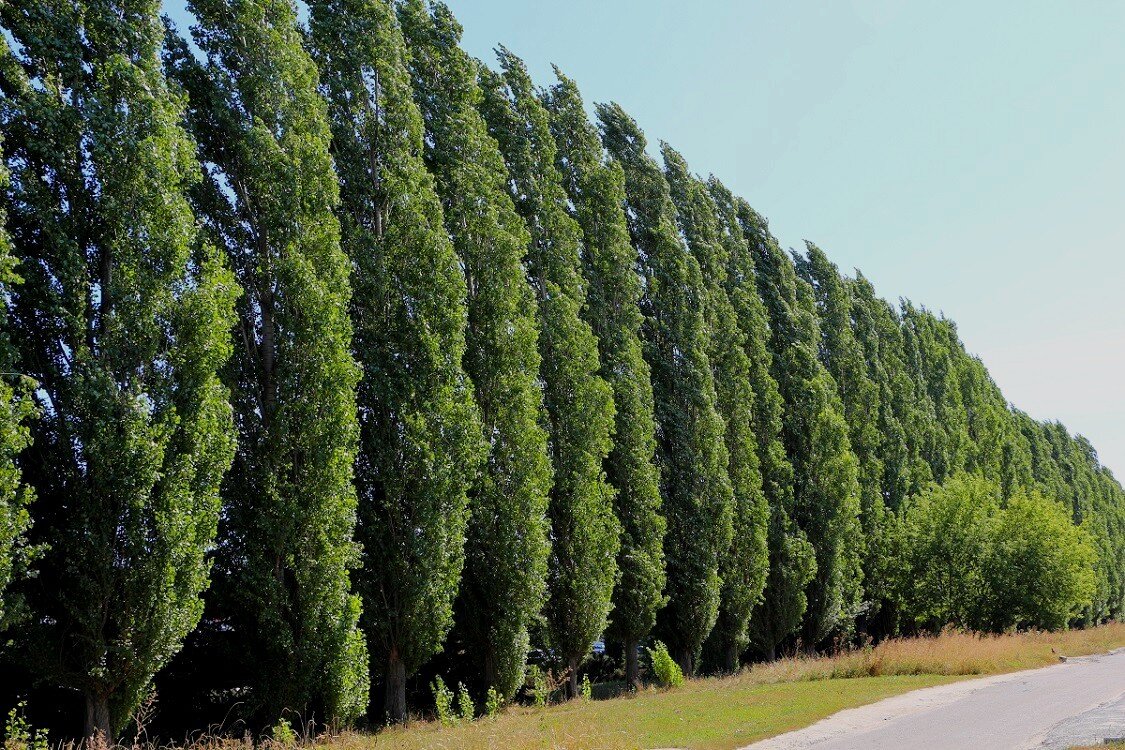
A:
[984,490,1097,630]
[2,0,237,735]
[485,686,502,719]
[3,702,48,750]
[847,274,932,510]
[432,676,456,727]
[663,146,768,673]
[479,48,618,686]
[0,138,35,631]
[457,683,475,721]
[901,473,1097,632]
[397,0,552,702]
[647,641,685,689]
[709,189,813,661]
[900,473,998,629]
[599,103,733,677]
[527,665,548,708]
[796,245,893,630]
[580,674,593,701]
[738,207,862,650]
[269,719,297,747]
[165,0,365,722]
[544,69,666,679]
[308,0,484,722]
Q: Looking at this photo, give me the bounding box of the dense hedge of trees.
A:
[0,0,1122,739]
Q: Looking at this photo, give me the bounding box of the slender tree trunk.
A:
[84,691,111,741]
[483,647,498,694]
[723,642,739,674]
[677,647,694,678]
[764,642,776,662]
[567,655,579,699]
[625,639,640,689]
[385,649,408,724]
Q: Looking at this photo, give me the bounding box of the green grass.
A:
[332,624,1125,750]
[338,674,957,750]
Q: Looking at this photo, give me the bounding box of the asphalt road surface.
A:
[740,649,1125,750]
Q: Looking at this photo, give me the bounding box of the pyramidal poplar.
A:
[598,103,733,676]
[1,0,237,735]
[735,208,862,650]
[0,134,35,632]
[710,188,814,661]
[544,69,666,688]
[901,304,971,483]
[307,0,485,723]
[795,244,890,633]
[848,272,931,511]
[662,146,767,673]
[478,49,619,699]
[397,0,551,703]
[165,0,366,722]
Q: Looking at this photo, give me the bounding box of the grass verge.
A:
[342,623,1125,750]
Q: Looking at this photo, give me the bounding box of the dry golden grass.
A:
[739,621,1125,684]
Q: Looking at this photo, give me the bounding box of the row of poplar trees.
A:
[0,0,1123,739]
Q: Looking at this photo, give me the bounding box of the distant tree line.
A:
[0,0,1122,739]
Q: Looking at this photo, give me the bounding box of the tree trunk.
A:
[567,655,579,699]
[723,641,740,674]
[625,639,640,689]
[84,691,111,741]
[483,647,498,695]
[677,646,694,678]
[764,642,776,662]
[385,650,408,724]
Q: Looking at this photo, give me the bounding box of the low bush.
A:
[646,641,684,688]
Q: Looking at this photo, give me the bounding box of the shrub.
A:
[269,718,296,747]
[647,641,684,688]
[580,674,592,700]
[902,473,1100,633]
[432,676,456,726]
[485,686,502,718]
[3,703,48,750]
[527,665,548,707]
[900,473,998,629]
[984,491,1097,630]
[457,682,474,721]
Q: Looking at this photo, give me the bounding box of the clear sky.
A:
[165,0,1125,476]
[435,0,1125,476]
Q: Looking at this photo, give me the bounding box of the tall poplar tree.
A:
[1,1,237,734]
[0,138,35,631]
[735,208,862,650]
[307,0,484,722]
[901,304,969,483]
[848,273,931,511]
[795,245,891,631]
[166,0,366,721]
[544,70,665,688]
[397,0,551,703]
[662,147,768,673]
[598,103,733,676]
[709,187,813,661]
[479,50,618,697]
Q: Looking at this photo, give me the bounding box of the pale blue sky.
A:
[442,0,1125,477]
[166,1,1125,475]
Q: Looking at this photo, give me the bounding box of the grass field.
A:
[335,623,1125,750]
[345,674,954,750]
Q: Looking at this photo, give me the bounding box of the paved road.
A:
[740,649,1125,750]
